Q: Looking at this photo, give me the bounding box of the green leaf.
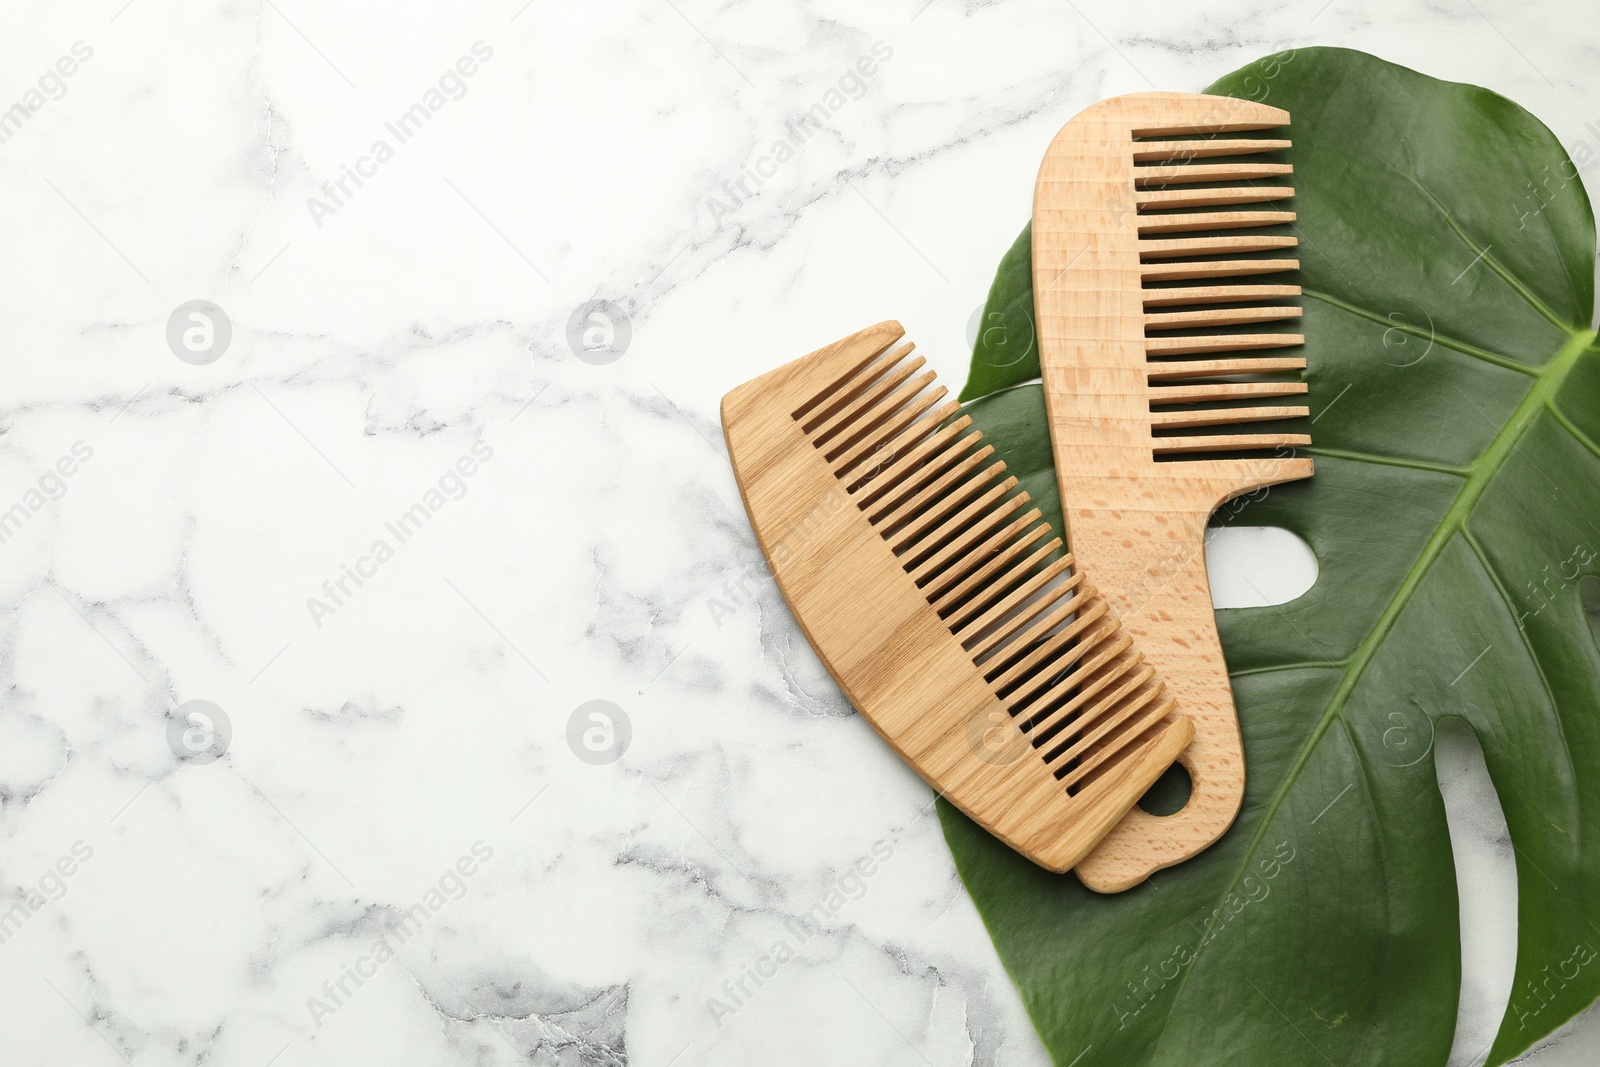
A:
[942,46,1600,1067]
[959,223,1040,401]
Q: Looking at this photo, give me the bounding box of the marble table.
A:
[0,1,1594,1064]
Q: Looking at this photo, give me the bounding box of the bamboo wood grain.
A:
[1032,93,1314,891]
[722,322,1194,872]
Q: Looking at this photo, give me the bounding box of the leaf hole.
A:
[1137,759,1191,816]
[1435,717,1517,1066]
[1205,525,1317,608]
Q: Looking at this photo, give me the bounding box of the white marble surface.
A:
[0,2,1595,1065]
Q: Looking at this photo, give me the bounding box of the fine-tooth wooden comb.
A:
[722,321,1194,872]
[1033,92,1314,891]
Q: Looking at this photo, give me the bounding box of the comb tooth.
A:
[864,435,985,521]
[1043,666,1166,753]
[986,602,1112,691]
[821,371,938,460]
[1137,187,1295,209]
[1064,701,1187,797]
[855,426,977,505]
[1145,335,1304,357]
[1130,138,1291,162]
[1137,210,1297,234]
[1134,162,1292,187]
[954,562,1082,642]
[971,583,1095,664]
[1009,631,1138,718]
[1139,170,1311,469]
[1008,642,1136,730]
[997,621,1127,701]
[1146,357,1306,380]
[1029,657,1154,735]
[869,441,993,525]
[1067,706,1187,797]
[969,587,1089,664]
[908,495,1030,583]
[1056,703,1184,796]
[992,622,1126,724]
[1149,405,1309,429]
[1145,306,1301,329]
[921,515,1048,600]
[1150,381,1307,404]
[898,478,1020,563]
[977,594,1110,690]
[888,462,1008,550]
[1057,696,1180,791]
[1142,284,1300,306]
[1152,433,1311,454]
[808,354,926,444]
[798,344,908,430]
[851,398,960,486]
[942,541,1065,626]
[1142,259,1298,282]
[853,419,973,498]
[832,390,950,474]
[1131,117,1289,136]
[1138,235,1297,259]
[792,335,903,421]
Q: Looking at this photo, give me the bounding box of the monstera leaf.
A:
[941,47,1600,1066]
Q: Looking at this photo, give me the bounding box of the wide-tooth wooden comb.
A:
[1032,93,1314,891]
[722,321,1194,872]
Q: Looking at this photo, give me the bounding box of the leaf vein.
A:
[1302,288,1540,375]
[1548,402,1600,465]
[1461,528,1577,804]
[1230,660,1344,679]
[1303,447,1471,476]
[1402,173,1573,332]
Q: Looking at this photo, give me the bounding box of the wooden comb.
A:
[1033,93,1314,890]
[1030,93,1318,895]
[721,320,1194,872]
